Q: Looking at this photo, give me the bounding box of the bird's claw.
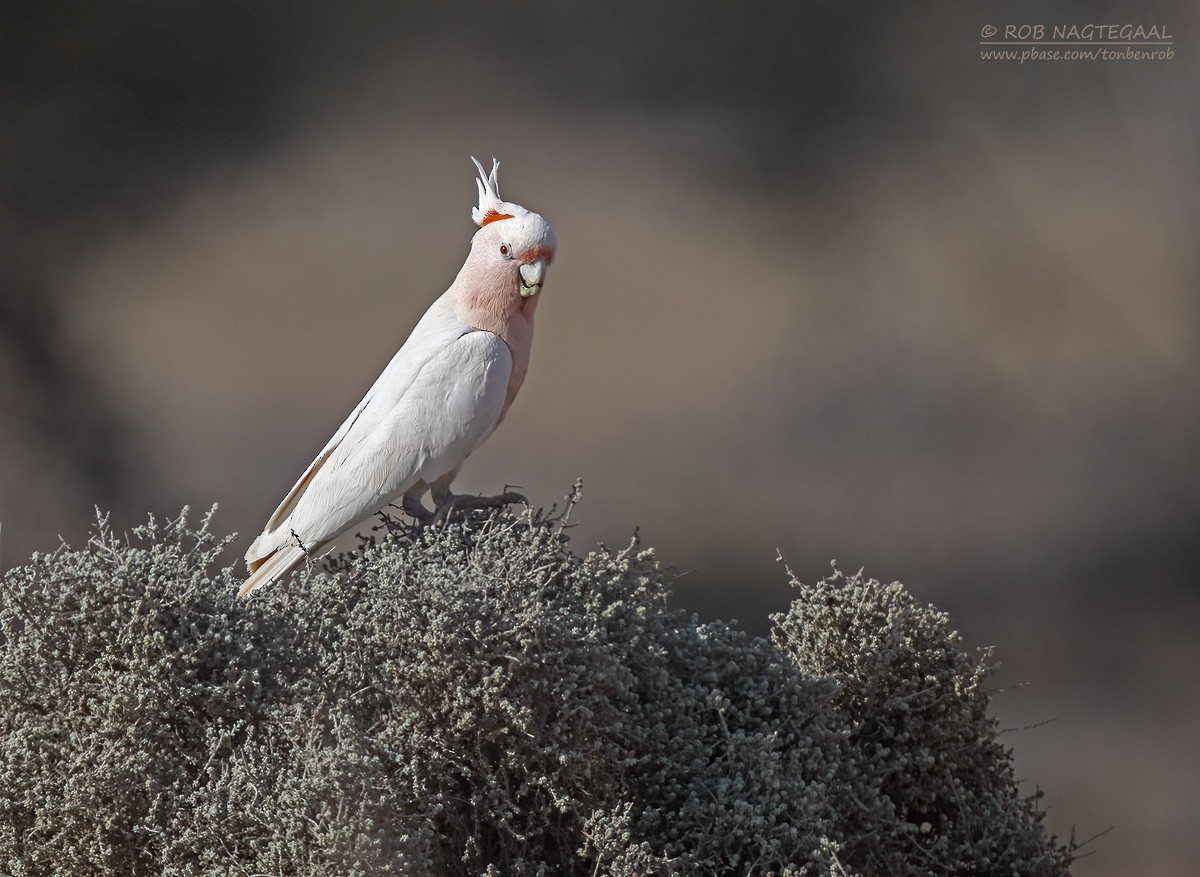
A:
[431,490,528,525]
[400,494,435,524]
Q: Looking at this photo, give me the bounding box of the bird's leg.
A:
[431,484,528,524]
[400,490,434,524]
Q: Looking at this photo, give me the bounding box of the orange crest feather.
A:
[480,210,514,226]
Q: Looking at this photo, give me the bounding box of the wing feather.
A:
[249,330,513,567]
[262,395,369,533]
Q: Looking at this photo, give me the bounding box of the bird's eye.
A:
[499,243,510,257]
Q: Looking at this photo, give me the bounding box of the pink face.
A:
[474,204,556,300]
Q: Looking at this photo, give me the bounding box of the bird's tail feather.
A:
[237,543,309,598]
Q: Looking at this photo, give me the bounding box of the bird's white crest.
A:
[471,156,508,226]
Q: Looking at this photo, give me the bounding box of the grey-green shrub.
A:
[0,504,1075,875]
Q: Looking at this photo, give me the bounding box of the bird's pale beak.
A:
[519,258,546,298]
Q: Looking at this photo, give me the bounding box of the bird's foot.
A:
[400,493,435,525]
[432,490,528,525]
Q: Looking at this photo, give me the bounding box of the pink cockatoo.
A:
[239,157,556,597]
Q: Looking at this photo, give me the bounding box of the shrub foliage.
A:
[0,502,1075,875]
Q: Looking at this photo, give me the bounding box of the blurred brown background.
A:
[2,2,1197,874]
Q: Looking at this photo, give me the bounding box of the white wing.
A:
[256,297,468,538]
[248,326,512,565]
